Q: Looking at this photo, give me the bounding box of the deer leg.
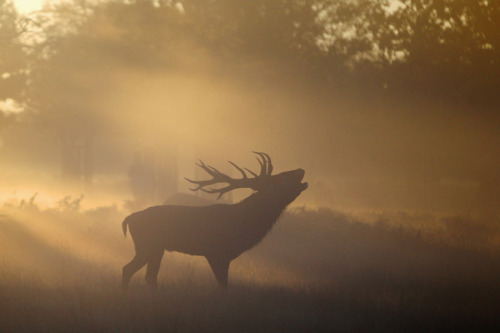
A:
[122,252,148,291]
[145,250,164,292]
[206,256,230,290]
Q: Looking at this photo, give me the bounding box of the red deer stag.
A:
[121,152,308,291]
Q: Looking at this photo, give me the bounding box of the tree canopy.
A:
[0,0,26,102]
[14,0,498,116]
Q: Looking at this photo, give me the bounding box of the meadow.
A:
[0,197,499,332]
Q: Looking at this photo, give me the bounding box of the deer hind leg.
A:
[122,252,148,291]
[206,256,231,290]
[145,250,164,292]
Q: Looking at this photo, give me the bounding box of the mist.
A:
[2,41,497,213]
[1,0,498,215]
[1,0,499,331]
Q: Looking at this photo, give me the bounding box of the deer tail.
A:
[122,217,129,237]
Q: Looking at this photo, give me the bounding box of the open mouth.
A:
[289,169,307,191]
[298,170,308,191]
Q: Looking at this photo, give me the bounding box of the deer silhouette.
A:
[121,152,308,291]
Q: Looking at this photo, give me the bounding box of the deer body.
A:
[122,153,307,291]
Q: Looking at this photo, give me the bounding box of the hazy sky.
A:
[13,0,50,13]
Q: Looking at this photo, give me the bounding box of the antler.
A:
[253,151,273,176]
[185,152,273,199]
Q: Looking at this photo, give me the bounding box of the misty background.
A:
[1,2,500,331]
[1,0,499,215]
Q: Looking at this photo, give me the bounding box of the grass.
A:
[0,202,499,332]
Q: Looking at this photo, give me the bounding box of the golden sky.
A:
[13,0,48,13]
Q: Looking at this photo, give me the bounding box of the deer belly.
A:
[162,227,224,256]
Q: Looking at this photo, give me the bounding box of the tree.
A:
[311,0,499,109]
[0,0,26,100]
[387,1,498,94]
[0,0,27,133]
[361,0,499,109]
[0,0,30,152]
[27,1,109,182]
[25,0,326,182]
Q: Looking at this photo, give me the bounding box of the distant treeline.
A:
[2,0,499,115]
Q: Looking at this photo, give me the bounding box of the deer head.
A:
[185,152,308,204]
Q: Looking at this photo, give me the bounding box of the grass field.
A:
[0,200,499,332]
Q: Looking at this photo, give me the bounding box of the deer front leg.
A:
[206,256,230,290]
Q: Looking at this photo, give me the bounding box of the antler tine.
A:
[253,151,273,176]
[196,160,223,178]
[265,153,273,175]
[184,159,233,192]
[198,185,235,200]
[256,152,273,175]
[253,151,267,176]
[185,152,272,199]
[184,177,216,191]
[228,161,248,179]
[244,168,258,177]
[185,158,249,199]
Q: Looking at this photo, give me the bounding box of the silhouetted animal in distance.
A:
[122,152,308,291]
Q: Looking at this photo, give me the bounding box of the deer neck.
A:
[217,191,286,257]
[237,190,288,226]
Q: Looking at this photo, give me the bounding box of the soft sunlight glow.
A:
[13,0,47,13]
[0,98,23,114]
[387,0,404,13]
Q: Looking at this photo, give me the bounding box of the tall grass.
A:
[0,201,499,332]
